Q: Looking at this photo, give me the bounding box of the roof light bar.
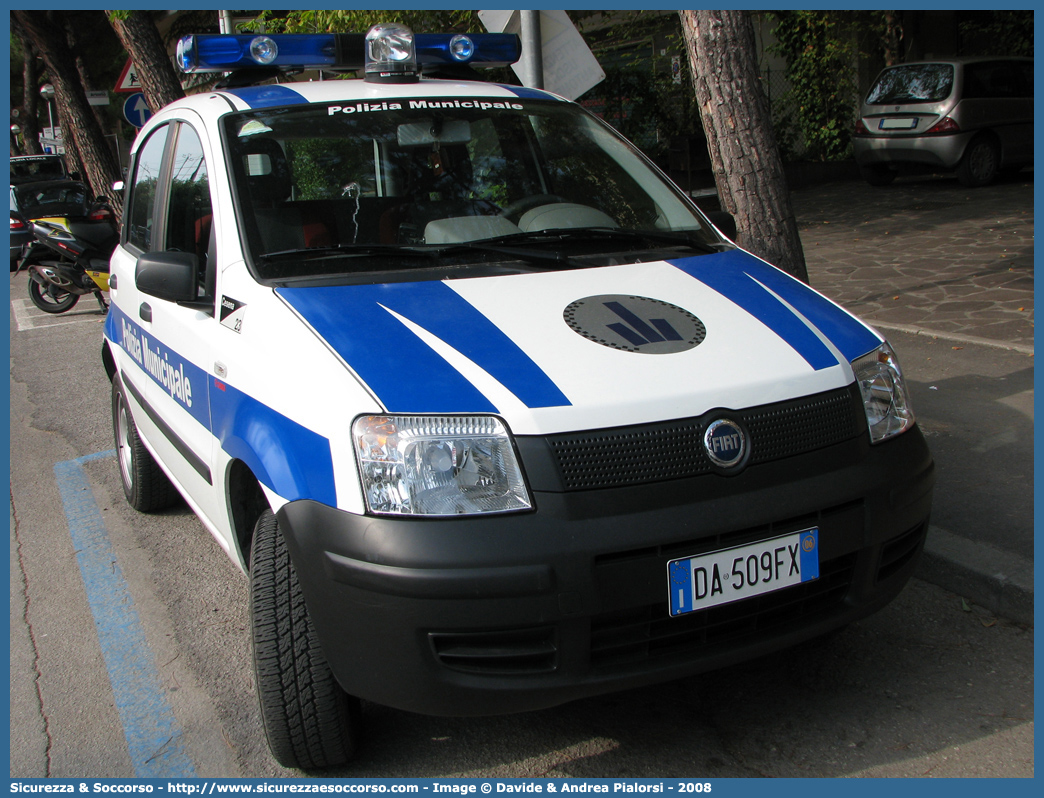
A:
[414,33,520,68]
[176,28,521,75]
[176,33,361,73]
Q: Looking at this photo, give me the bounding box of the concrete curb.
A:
[868,321,1035,356]
[917,525,1034,626]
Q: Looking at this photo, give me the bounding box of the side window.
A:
[165,124,213,292]
[963,62,1020,100]
[126,125,169,251]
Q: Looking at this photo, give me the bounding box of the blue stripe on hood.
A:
[277,281,571,414]
[225,85,309,109]
[671,249,882,368]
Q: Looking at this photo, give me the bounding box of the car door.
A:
[109,114,226,541]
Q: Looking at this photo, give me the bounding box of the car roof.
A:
[10,154,64,161]
[157,77,558,118]
[885,56,1032,67]
[12,178,85,193]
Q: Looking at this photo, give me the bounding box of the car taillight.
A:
[854,118,870,135]
[925,117,960,135]
[88,208,112,221]
[10,218,26,231]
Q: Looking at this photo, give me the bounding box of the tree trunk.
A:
[10,21,44,155]
[679,9,808,283]
[107,10,185,112]
[13,11,124,215]
[881,11,904,66]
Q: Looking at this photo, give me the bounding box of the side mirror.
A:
[136,251,197,303]
[705,210,737,241]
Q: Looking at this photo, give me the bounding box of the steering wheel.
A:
[498,194,567,222]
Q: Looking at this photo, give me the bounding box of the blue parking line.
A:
[54,451,197,778]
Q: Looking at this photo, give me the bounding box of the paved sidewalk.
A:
[791,171,1034,624]
[794,172,1034,351]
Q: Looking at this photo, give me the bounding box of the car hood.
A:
[276,249,882,435]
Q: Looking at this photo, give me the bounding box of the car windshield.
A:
[10,156,67,185]
[866,63,955,104]
[13,182,88,219]
[222,96,719,280]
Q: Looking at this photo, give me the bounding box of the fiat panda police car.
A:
[102,25,934,769]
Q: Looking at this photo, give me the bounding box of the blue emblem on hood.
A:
[704,418,747,469]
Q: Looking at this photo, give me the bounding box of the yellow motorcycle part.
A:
[87,271,110,291]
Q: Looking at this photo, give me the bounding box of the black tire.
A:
[250,509,361,770]
[956,136,1000,187]
[111,375,180,512]
[858,164,897,187]
[27,277,79,313]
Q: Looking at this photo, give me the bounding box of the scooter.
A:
[14,202,118,314]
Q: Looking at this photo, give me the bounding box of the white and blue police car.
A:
[102,25,934,769]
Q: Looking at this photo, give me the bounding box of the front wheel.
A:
[251,509,361,769]
[27,278,78,313]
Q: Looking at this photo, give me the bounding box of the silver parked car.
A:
[853,57,1032,187]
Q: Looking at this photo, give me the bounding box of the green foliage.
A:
[592,65,701,161]
[770,11,858,162]
[578,12,703,163]
[958,11,1033,57]
[241,10,475,35]
[285,138,372,201]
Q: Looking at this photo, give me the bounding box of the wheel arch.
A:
[102,340,117,383]
[225,458,270,572]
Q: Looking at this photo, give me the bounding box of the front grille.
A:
[590,552,856,669]
[546,386,861,490]
[429,627,558,675]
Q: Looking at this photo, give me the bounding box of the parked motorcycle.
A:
[14,199,118,314]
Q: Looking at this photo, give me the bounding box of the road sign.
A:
[115,58,142,93]
[87,90,110,106]
[123,93,153,128]
[479,9,605,101]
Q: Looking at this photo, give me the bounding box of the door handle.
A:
[139,303,152,322]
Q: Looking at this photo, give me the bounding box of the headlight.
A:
[352,415,532,516]
[852,342,915,443]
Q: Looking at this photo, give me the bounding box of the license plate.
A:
[879,117,918,130]
[667,529,819,616]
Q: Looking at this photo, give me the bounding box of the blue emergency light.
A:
[176,24,521,81]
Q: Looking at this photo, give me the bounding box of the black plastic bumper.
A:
[277,426,934,717]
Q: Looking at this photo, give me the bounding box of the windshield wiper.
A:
[481,227,724,254]
[258,243,428,263]
[255,227,723,271]
[256,240,580,270]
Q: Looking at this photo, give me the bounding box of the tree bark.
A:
[13,11,124,214]
[10,20,44,155]
[107,10,185,112]
[679,9,808,283]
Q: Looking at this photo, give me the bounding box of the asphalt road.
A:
[8,274,1034,780]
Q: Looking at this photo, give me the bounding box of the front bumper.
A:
[853,131,973,169]
[278,425,934,717]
